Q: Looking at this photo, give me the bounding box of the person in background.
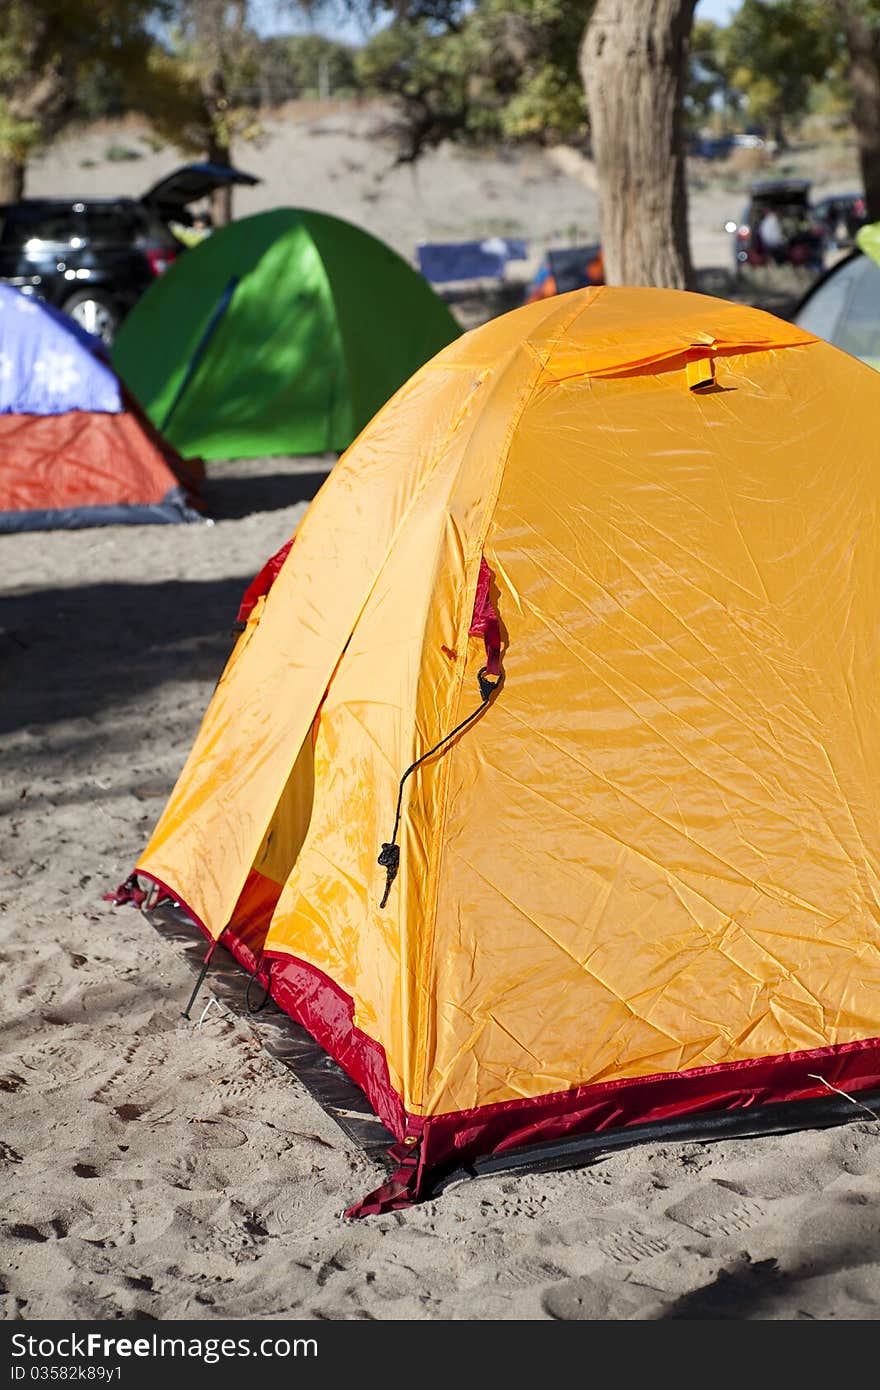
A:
[586,247,604,285]
[191,211,213,237]
[756,206,786,265]
[170,209,213,249]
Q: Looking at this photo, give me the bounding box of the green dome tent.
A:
[112,208,462,460]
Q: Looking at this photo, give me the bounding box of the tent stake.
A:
[181,933,223,1021]
[181,957,212,1021]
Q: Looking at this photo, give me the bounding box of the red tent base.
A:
[112,871,880,1216]
[0,406,203,531]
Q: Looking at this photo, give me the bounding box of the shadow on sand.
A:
[0,575,251,736]
[201,466,331,521]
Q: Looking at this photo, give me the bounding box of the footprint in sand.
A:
[185,1117,249,1150]
[13,964,64,1003]
[6,1224,49,1244]
[90,1038,168,1103]
[598,1226,672,1264]
[494,1257,569,1289]
[478,1192,549,1220]
[825,1123,880,1179]
[792,1186,880,1271]
[6,1217,68,1243]
[542,1274,657,1320]
[20,1040,88,1086]
[183,1214,268,1265]
[665,1180,768,1240]
[67,1195,173,1249]
[573,1166,614,1187]
[253,1192,332,1238]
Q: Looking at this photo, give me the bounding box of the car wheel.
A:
[61,290,122,345]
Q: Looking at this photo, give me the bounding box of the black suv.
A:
[0,162,259,343]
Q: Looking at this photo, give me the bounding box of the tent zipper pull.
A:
[378,665,501,909]
[378,842,400,910]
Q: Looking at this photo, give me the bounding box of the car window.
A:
[0,205,81,248]
[751,197,809,218]
[82,204,150,245]
[86,203,178,249]
[138,208,179,249]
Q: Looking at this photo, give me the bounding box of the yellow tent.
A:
[119,286,880,1214]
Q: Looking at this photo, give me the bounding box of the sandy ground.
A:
[27,105,606,277]
[2,456,880,1322]
[3,112,878,1322]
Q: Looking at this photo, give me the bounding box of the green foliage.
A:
[10,0,875,181]
[355,21,469,156]
[124,45,211,155]
[162,1,260,153]
[0,0,166,163]
[857,220,880,265]
[687,19,737,130]
[356,0,591,157]
[0,106,40,167]
[104,143,144,161]
[258,34,359,100]
[720,0,839,139]
[500,64,586,141]
[469,0,591,142]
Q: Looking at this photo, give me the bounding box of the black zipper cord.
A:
[378,666,501,909]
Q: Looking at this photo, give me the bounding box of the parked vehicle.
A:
[689,134,734,161]
[0,163,259,343]
[725,179,824,277]
[689,132,766,160]
[811,192,867,249]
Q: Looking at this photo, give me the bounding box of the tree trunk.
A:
[580,0,697,288]
[202,68,234,226]
[833,0,880,222]
[0,154,25,202]
[207,129,233,226]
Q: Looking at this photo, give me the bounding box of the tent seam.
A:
[413,291,595,1117]
[209,359,495,944]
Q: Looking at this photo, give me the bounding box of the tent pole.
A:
[160,276,239,434]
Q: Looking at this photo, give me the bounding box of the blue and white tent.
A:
[0,288,201,532]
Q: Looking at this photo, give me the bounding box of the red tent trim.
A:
[125,867,880,1217]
